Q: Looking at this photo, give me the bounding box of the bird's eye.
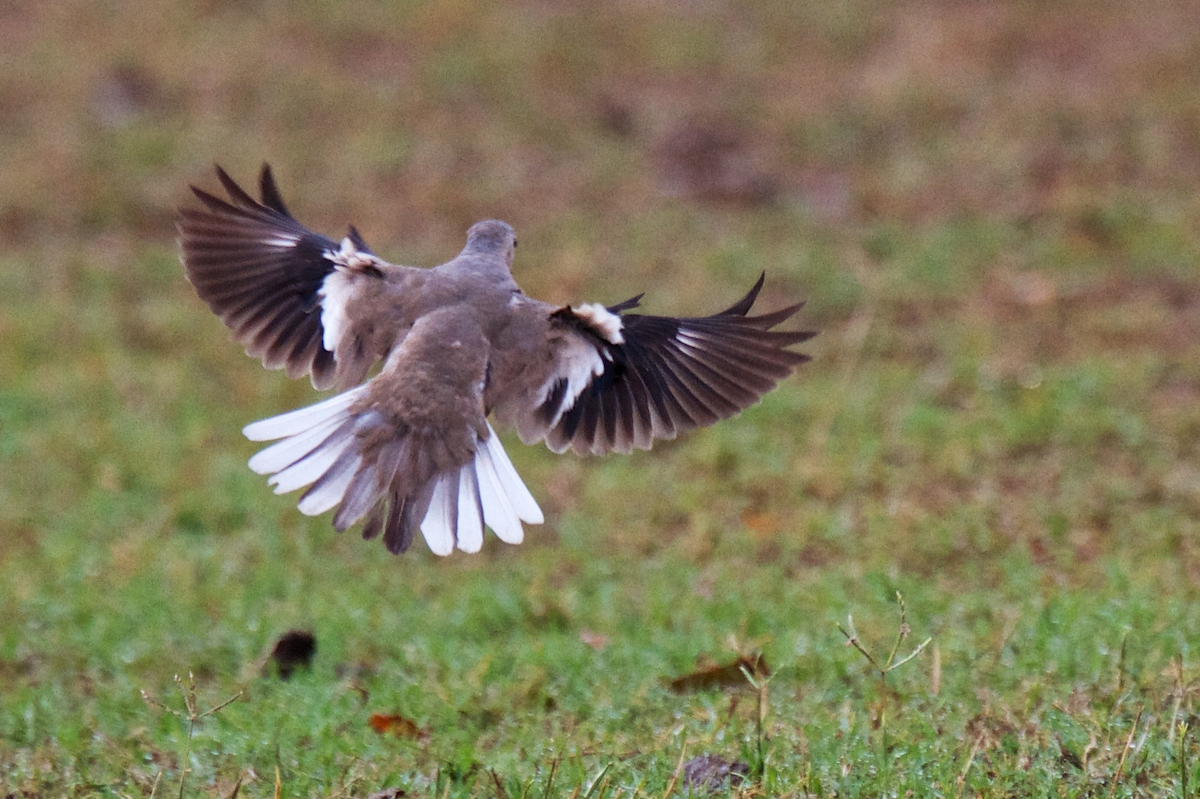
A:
[512,238,518,248]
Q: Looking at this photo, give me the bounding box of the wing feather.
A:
[526,275,813,455]
[178,165,387,389]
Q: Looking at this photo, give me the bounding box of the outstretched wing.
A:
[177,164,379,389]
[513,274,815,456]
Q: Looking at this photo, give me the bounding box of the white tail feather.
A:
[415,426,542,554]
[269,441,345,495]
[248,415,346,475]
[420,478,456,556]
[297,455,361,516]
[244,393,543,555]
[483,427,544,524]
[242,387,367,441]
[474,443,524,545]
[455,468,484,553]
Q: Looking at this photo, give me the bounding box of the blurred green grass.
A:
[3,0,1200,795]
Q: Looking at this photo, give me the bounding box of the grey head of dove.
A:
[178,165,816,557]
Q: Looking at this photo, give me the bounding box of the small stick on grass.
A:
[1107,706,1143,799]
[660,739,688,799]
[954,735,983,799]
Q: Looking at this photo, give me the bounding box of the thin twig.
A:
[954,735,983,799]
[838,614,931,682]
[741,665,772,780]
[1108,707,1143,799]
[175,674,195,799]
[178,714,194,799]
[661,739,688,799]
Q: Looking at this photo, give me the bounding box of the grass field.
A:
[3,1,1200,796]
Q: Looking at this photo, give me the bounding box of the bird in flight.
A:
[178,165,814,557]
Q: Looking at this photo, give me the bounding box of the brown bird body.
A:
[178,165,814,556]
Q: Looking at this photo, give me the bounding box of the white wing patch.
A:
[533,335,606,430]
[319,270,354,352]
[325,236,384,272]
[319,237,391,353]
[572,302,624,344]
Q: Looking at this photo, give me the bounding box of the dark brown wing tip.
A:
[258,163,292,217]
[347,225,374,255]
[607,293,644,314]
[182,184,240,218]
[709,276,816,339]
[213,164,253,206]
[717,272,766,317]
[739,301,809,331]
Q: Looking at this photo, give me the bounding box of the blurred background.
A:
[3,0,1200,792]
[9,0,1200,272]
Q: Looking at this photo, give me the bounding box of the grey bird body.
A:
[179,165,814,556]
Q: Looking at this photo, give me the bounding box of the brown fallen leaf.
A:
[666,652,770,693]
[368,712,429,742]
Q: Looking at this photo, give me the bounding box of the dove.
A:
[178,165,814,556]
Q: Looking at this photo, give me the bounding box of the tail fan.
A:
[243,389,542,555]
